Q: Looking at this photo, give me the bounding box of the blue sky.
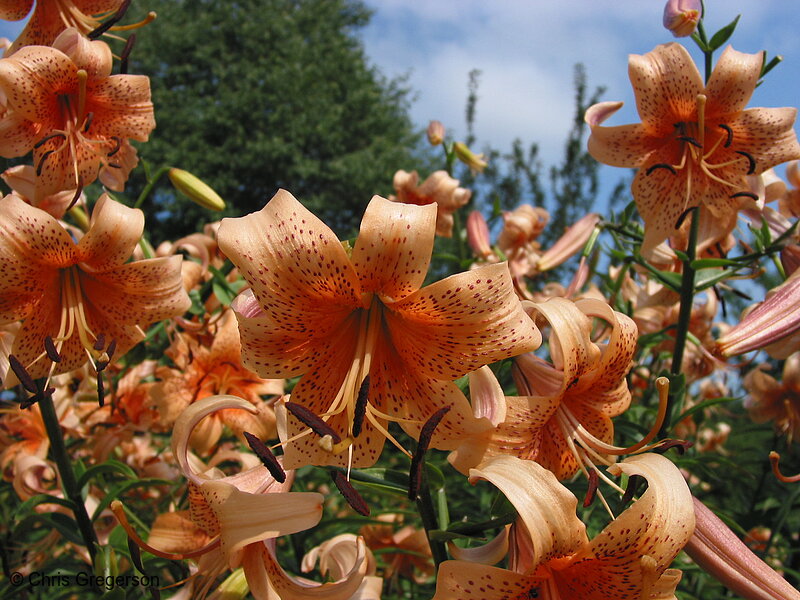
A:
[1,1,798,172]
[360,1,800,169]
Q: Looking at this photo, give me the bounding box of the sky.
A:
[359,0,800,169]
[1,2,798,173]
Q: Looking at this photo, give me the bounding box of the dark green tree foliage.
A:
[129,0,419,240]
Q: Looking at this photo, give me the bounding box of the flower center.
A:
[646,94,760,213]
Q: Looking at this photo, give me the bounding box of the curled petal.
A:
[468,366,507,427]
[447,525,509,566]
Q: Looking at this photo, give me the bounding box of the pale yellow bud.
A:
[453,142,488,173]
[168,168,225,211]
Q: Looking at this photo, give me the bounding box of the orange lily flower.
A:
[0,1,125,54]
[217,190,540,469]
[390,170,471,238]
[743,352,800,443]
[0,28,154,200]
[153,309,283,454]
[115,395,370,600]
[0,193,190,381]
[586,43,800,255]
[434,453,695,600]
[450,297,640,480]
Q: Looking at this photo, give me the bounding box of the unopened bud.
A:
[663,0,701,38]
[466,211,493,259]
[427,120,445,146]
[168,168,225,211]
[453,142,488,173]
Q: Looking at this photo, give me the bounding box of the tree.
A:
[128,0,420,240]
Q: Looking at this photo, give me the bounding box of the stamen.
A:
[120,34,136,75]
[678,136,703,148]
[675,206,698,230]
[106,339,117,361]
[97,372,105,407]
[107,136,122,157]
[243,431,286,483]
[330,470,370,516]
[33,132,66,149]
[88,0,132,38]
[734,150,757,175]
[646,163,677,176]
[93,333,106,351]
[768,451,800,483]
[65,182,83,212]
[107,162,122,169]
[718,124,733,148]
[110,11,156,32]
[83,112,94,133]
[408,406,451,500]
[352,376,370,438]
[583,468,599,507]
[8,355,37,394]
[44,337,62,363]
[76,70,88,124]
[730,191,758,201]
[285,401,341,443]
[36,150,56,176]
[652,439,693,455]
[620,474,643,505]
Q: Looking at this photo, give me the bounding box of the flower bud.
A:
[168,168,225,211]
[466,210,493,259]
[427,120,445,146]
[453,142,488,173]
[663,0,701,38]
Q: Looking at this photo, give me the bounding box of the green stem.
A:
[415,471,447,569]
[660,206,700,438]
[134,165,171,210]
[38,392,98,563]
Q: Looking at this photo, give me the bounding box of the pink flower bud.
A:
[663,0,701,38]
[466,211,493,259]
[427,120,445,146]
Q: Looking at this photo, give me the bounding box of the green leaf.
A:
[760,53,783,79]
[77,460,138,489]
[92,479,173,520]
[14,513,85,546]
[707,15,740,51]
[690,258,739,269]
[694,267,736,290]
[673,396,737,426]
[13,494,76,520]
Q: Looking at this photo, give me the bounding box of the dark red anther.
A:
[93,333,106,352]
[330,470,370,516]
[65,183,83,212]
[36,150,56,176]
[408,406,451,500]
[652,439,693,455]
[677,135,703,148]
[718,123,733,147]
[620,474,644,506]
[8,354,37,394]
[83,112,94,133]
[88,0,132,38]
[243,431,286,483]
[120,34,136,75]
[734,150,757,174]
[284,401,341,443]
[583,469,599,508]
[107,136,122,157]
[674,206,698,230]
[33,132,66,149]
[645,163,677,176]
[352,376,370,438]
[44,336,61,363]
[730,191,759,201]
[106,339,117,361]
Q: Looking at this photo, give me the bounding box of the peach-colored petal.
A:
[469,455,588,567]
[433,561,543,600]
[468,365,506,427]
[350,196,436,300]
[52,27,111,77]
[704,46,763,116]
[218,189,362,337]
[85,75,155,140]
[147,511,211,555]
[447,526,509,566]
[77,193,144,270]
[0,0,32,20]
[387,263,541,380]
[730,107,800,173]
[0,109,40,156]
[628,43,703,133]
[0,45,74,126]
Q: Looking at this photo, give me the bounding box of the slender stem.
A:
[660,206,700,437]
[37,392,98,562]
[415,471,447,569]
[134,165,171,210]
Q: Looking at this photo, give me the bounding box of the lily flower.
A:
[390,170,471,238]
[0,1,125,55]
[153,309,283,454]
[217,190,540,469]
[586,43,800,255]
[450,297,643,481]
[0,193,190,381]
[743,352,800,442]
[433,453,695,599]
[0,28,154,200]
[116,395,369,599]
